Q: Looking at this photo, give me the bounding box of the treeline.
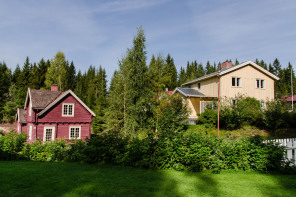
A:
[0,28,295,135]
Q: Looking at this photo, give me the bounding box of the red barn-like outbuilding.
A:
[15,85,96,142]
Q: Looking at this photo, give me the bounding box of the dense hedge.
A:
[197,98,296,130]
[0,130,287,173]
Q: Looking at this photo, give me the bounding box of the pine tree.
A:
[29,63,40,89]
[38,58,50,89]
[178,67,187,86]
[163,54,177,90]
[0,62,12,121]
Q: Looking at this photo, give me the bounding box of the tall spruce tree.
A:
[163,54,177,90]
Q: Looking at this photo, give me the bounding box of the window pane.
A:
[257,80,260,88]
[69,105,73,115]
[70,128,75,138]
[46,129,52,141]
[75,128,80,138]
[232,78,236,86]
[63,105,68,115]
[261,80,264,88]
[237,78,240,87]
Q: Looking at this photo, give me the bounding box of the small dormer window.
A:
[197,83,201,90]
[62,103,74,117]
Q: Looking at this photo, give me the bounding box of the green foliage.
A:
[219,96,263,129]
[45,51,67,90]
[0,131,287,173]
[2,101,17,123]
[196,109,217,128]
[263,100,289,129]
[155,93,189,133]
[0,131,27,160]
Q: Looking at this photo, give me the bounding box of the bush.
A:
[196,109,217,128]
[0,131,27,160]
[155,94,189,134]
[0,131,287,173]
[220,97,263,129]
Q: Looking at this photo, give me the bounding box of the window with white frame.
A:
[197,83,201,90]
[62,103,74,117]
[29,126,32,140]
[256,79,265,89]
[43,126,55,142]
[69,126,81,139]
[232,77,241,87]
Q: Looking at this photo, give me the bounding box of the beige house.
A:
[173,60,279,123]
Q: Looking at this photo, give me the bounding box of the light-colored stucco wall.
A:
[220,65,275,101]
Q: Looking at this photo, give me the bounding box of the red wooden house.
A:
[15,85,96,142]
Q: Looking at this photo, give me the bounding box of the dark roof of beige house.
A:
[172,87,206,98]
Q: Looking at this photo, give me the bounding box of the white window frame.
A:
[62,103,75,117]
[29,125,32,140]
[260,101,265,110]
[232,77,241,87]
[69,126,81,139]
[43,126,55,142]
[256,79,265,89]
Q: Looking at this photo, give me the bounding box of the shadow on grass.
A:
[2,161,296,197]
[0,161,222,197]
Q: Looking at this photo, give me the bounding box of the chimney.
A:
[51,85,58,92]
[222,61,232,69]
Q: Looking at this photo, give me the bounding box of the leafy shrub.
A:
[0,131,287,173]
[196,109,217,128]
[155,94,189,134]
[0,131,27,160]
[220,97,263,129]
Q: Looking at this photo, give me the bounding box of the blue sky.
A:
[1,0,296,83]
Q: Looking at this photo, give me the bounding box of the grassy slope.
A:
[1,161,296,197]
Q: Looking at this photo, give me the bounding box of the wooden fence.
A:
[265,138,296,165]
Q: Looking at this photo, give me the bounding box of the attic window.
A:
[232,77,241,87]
[62,103,74,117]
[256,79,265,89]
[197,83,201,90]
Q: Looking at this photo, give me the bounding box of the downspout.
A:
[217,65,221,137]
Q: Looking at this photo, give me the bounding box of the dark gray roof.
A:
[30,89,62,108]
[173,87,205,97]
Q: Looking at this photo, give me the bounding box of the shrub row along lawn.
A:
[0,131,288,172]
[0,161,296,197]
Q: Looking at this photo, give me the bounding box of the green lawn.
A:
[0,161,296,197]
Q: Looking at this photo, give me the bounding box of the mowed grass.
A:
[0,161,296,197]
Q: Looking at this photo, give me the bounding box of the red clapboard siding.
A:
[38,94,92,123]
